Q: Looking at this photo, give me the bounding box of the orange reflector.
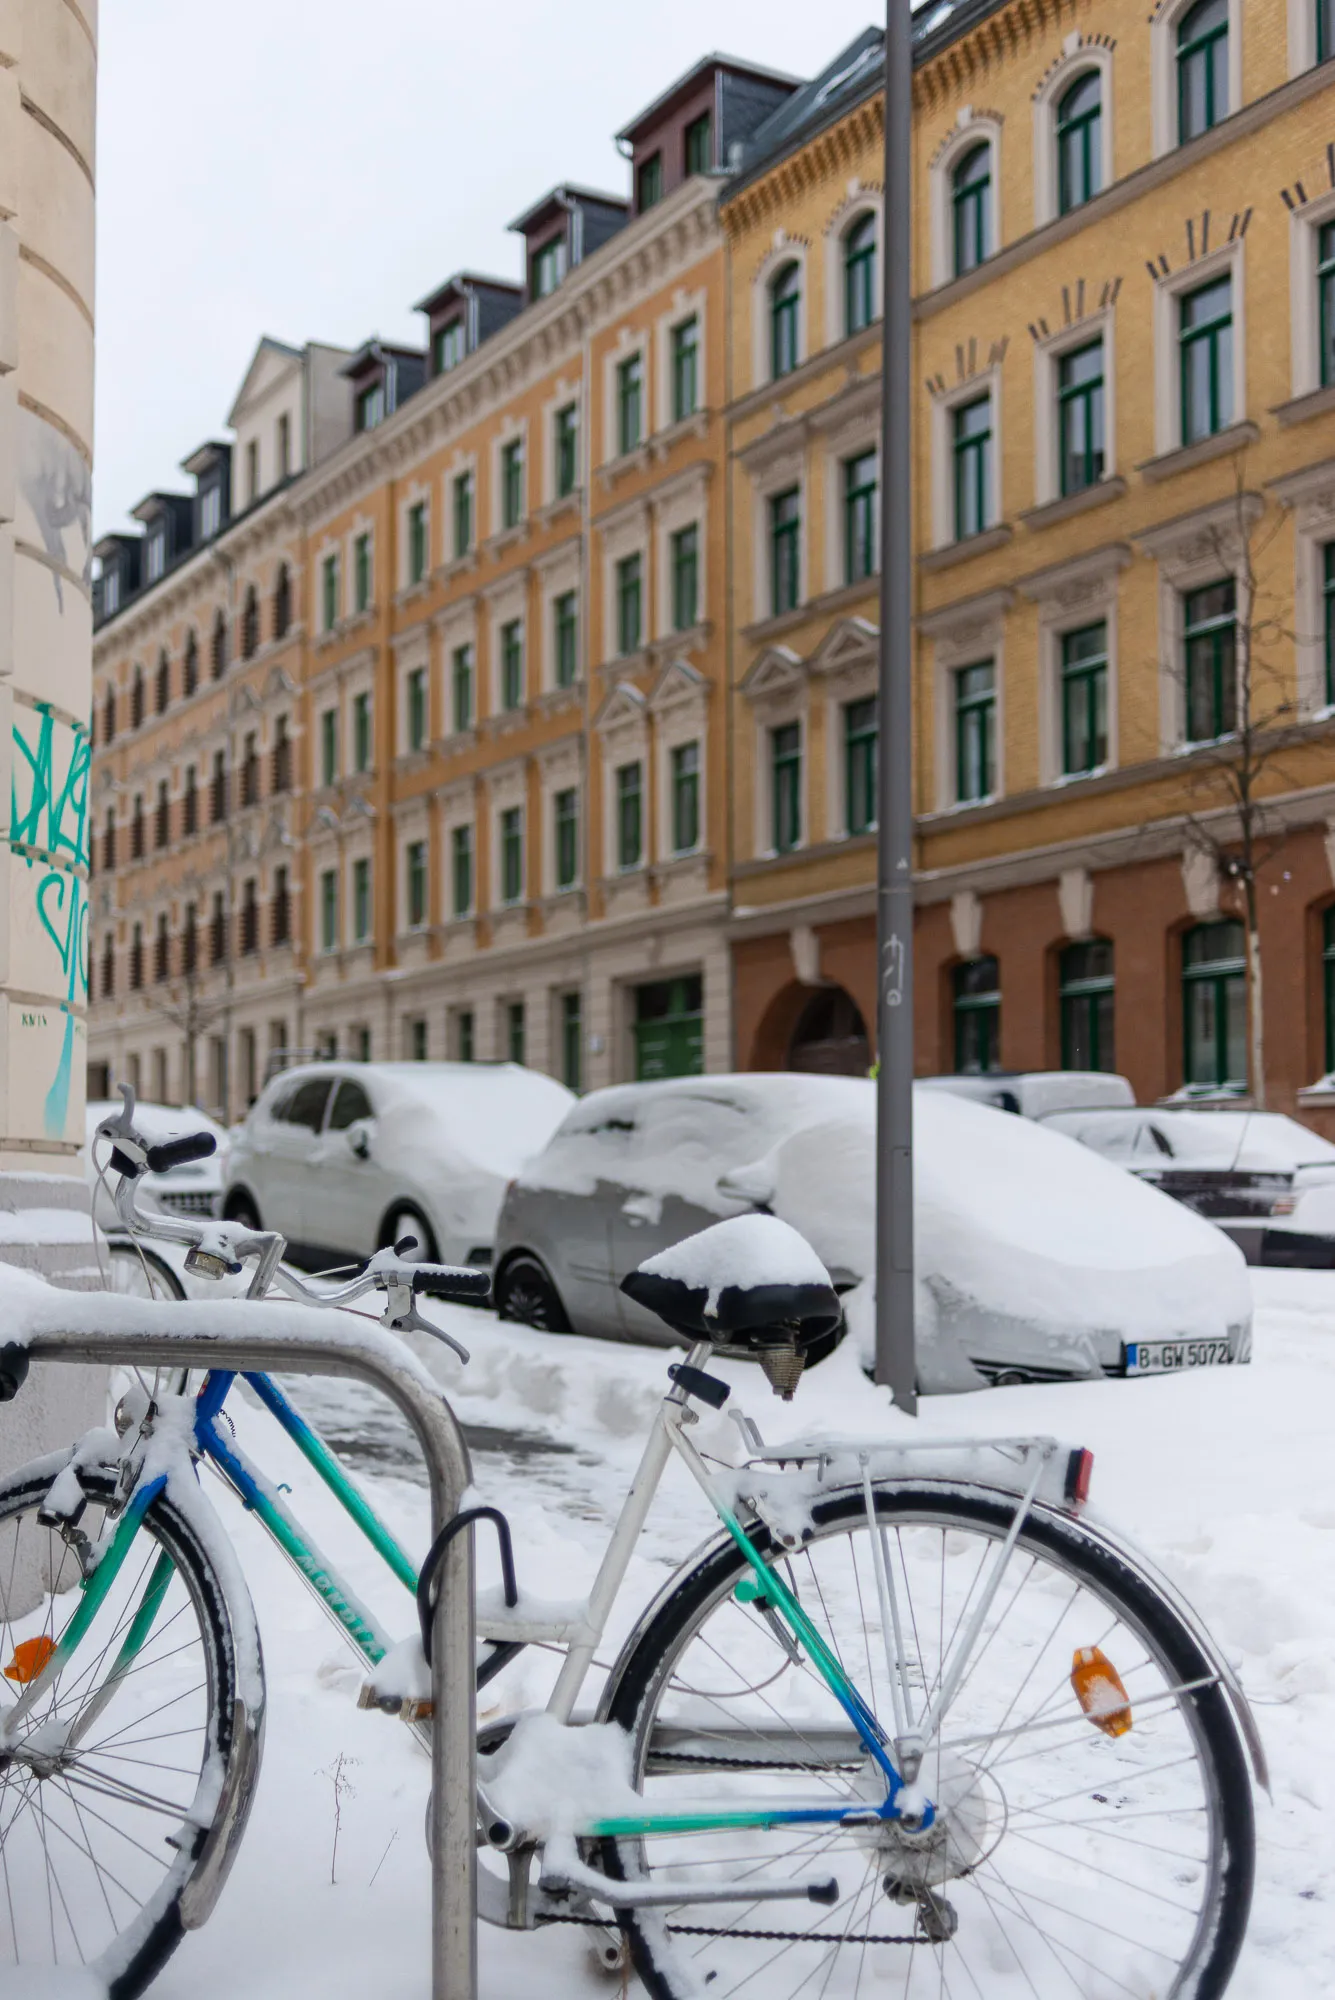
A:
[4,1635,56,1684]
[1070,1646,1132,1736]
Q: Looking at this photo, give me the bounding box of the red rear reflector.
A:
[1064,1447,1094,1507]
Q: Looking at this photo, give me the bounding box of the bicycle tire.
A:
[102,1236,188,1301]
[600,1481,1254,2000]
[0,1459,263,1998]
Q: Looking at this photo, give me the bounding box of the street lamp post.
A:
[874,0,917,1413]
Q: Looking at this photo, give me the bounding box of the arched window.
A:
[843,214,877,336]
[951,142,992,277]
[183,630,198,697]
[211,609,228,680]
[130,666,145,729]
[953,956,1000,1073]
[1056,71,1103,213]
[1177,0,1228,143]
[102,685,116,745]
[241,584,259,660]
[1059,939,1115,1069]
[273,562,291,641]
[155,648,171,714]
[1181,919,1245,1089]
[769,261,801,379]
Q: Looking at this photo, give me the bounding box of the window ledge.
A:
[651,410,711,458]
[394,578,433,610]
[919,525,1013,573]
[649,619,712,660]
[1018,476,1127,532]
[436,550,478,584]
[393,747,434,774]
[1271,382,1335,428]
[439,726,477,757]
[740,603,810,644]
[598,442,653,489]
[535,684,583,717]
[1136,421,1259,484]
[597,647,653,682]
[533,490,582,528]
[482,523,529,561]
[803,577,880,621]
[480,708,531,742]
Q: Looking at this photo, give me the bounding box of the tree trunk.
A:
[1244,878,1266,1108]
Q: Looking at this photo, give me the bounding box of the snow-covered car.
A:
[83,1100,227,1230]
[493,1073,1252,1387]
[1039,1106,1335,1219]
[918,1070,1135,1116]
[221,1061,574,1267]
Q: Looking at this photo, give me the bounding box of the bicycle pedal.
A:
[357,1683,435,1723]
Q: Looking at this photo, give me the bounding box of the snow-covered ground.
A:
[133,1269,1335,1999]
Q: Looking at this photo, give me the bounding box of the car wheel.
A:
[495,1254,570,1333]
[223,1190,261,1231]
[382,1205,439,1263]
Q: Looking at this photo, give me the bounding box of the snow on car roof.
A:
[1052,1106,1335,1171]
[358,1063,575,1176]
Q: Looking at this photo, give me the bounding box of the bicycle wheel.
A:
[102,1238,187,1301]
[0,1460,261,1997]
[600,1481,1253,2000]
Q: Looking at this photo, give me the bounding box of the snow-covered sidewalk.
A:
[138,1269,1335,1998]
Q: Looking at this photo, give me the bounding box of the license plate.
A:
[1124,1338,1235,1375]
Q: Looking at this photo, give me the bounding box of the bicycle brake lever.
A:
[381,1290,471,1364]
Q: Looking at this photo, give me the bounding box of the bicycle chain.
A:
[537,1911,923,1944]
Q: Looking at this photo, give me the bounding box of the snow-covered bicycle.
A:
[0,1091,1264,1998]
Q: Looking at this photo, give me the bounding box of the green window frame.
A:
[1183,579,1237,741]
[844,214,877,336]
[354,532,371,614]
[770,487,801,616]
[500,619,524,711]
[1179,274,1233,443]
[321,552,339,632]
[671,741,700,854]
[1324,543,1335,705]
[1319,221,1335,388]
[1321,0,1335,62]
[670,525,699,631]
[533,238,565,298]
[353,691,371,772]
[357,382,384,432]
[1059,938,1115,1071]
[952,395,992,541]
[954,659,996,803]
[434,317,464,374]
[405,665,427,752]
[685,111,712,175]
[320,868,338,952]
[671,317,699,422]
[771,721,802,853]
[1182,919,1246,1089]
[617,353,644,455]
[506,1000,526,1065]
[1057,339,1105,495]
[1056,70,1102,214]
[1060,621,1109,775]
[554,590,579,688]
[452,470,473,556]
[456,1008,475,1062]
[844,697,878,836]
[320,708,338,787]
[554,786,579,889]
[408,1019,427,1062]
[1324,906,1335,1073]
[501,439,524,530]
[405,839,428,930]
[953,957,1000,1073]
[1177,0,1228,144]
[499,805,524,905]
[451,823,473,917]
[407,501,428,586]
[769,262,801,379]
[637,153,662,212]
[555,402,579,497]
[561,990,583,1093]
[616,761,643,871]
[843,448,878,583]
[352,858,371,943]
[451,643,474,734]
[952,142,992,277]
[633,974,704,1081]
[616,554,643,656]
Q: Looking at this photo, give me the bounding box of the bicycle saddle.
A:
[621,1214,840,1346]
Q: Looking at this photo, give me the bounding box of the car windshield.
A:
[1150,1111,1335,1171]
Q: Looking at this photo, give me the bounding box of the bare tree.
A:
[154,960,229,1110]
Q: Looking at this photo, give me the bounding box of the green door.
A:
[634,975,703,1081]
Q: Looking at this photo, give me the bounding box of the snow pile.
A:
[636,1212,831,1314]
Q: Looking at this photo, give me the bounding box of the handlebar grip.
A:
[412,1265,491,1303]
[145,1130,218,1173]
[0,1343,29,1403]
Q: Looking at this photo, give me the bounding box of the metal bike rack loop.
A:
[19,1299,477,2000]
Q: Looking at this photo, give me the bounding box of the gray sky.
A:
[93,1,882,538]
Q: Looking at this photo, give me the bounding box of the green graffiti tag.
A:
[10,704,91,1137]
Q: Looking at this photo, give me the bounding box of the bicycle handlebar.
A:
[414,1265,491,1302]
[145,1130,218,1174]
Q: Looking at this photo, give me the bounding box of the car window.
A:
[266,1085,298,1124]
[328,1079,373,1130]
[282,1078,333,1132]
[1144,1125,1174,1158]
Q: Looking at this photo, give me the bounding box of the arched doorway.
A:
[787,986,870,1075]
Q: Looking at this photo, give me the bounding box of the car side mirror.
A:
[716,1164,776,1209]
[347,1121,372,1161]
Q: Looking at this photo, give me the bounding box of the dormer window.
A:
[103,568,120,614]
[685,111,712,175]
[637,153,663,211]
[534,238,566,298]
[435,317,465,374]
[200,482,221,539]
[246,440,259,503]
[358,381,386,432]
[145,527,166,583]
[277,412,291,478]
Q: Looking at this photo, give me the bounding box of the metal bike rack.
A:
[21,1301,477,2000]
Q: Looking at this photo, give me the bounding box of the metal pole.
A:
[875,0,918,1413]
[24,1306,477,2000]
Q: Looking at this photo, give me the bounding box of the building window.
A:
[154,916,171,985]
[456,1008,475,1062]
[954,659,996,802]
[555,402,579,496]
[353,690,372,771]
[1061,621,1109,774]
[241,585,259,660]
[130,794,144,859]
[952,143,992,276]
[183,632,198,696]
[452,643,474,732]
[534,237,566,298]
[685,110,712,174]
[670,526,699,630]
[554,786,579,889]
[102,686,116,744]
[271,867,290,946]
[1056,71,1103,213]
[954,956,1000,1073]
[155,780,170,850]
[181,903,197,973]
[146,527,165,584]
[1323,543,1335,706]
[769,261,801,379]
[240,733,258,809]
[616,554,643,655]
[637,153,662,211]
[844,214,877,335]
[405,665,428,751]
[453,470,474,556]
[1177,0,1228,143]
[130,923,144,991]
[554,591,578,687]
[354,532,372,613]
[239,881,258,957]
[406,840,428,929]
[1057,339,1106,494]
[277,411,291,478]
[321,552,339,631]
[616,761,643,870]
[500,619,524,709]
[634,974,704,1080]
[845,697,878,835]
[1183,579,1237,740]
[1324,907,1335,1071]
[272,565,291,641]
[320,870,338,952]
[843,448,878,583]
[561,990,582,1093]
[408,1018,428,1062]
[131,668,145,728]
[200,483,222,539]
[210,892,226,966]
[352,857,371,943]
[357,381,385,432]
[617,354,645,455]
[1317,222,1335,387]
[1179,274,1233,443]
[408,501,428,585]
[501,999,524,1065]
[952,395,993,540]
[671,317,699,422]
[501,439,524,529]
[769,487,801,616]
[320,708,338,787]
[500,806,524,904]
[155,650,170,714]
[210,750,227,823]
[671,741,700,853]
[771,722,802,852]
[182,766,198,838]
[1182,919,1246,1088]
[451,823,474,916]
[103,807,116,872]
[1060,939,1115,1069]
[435,317,465,374]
